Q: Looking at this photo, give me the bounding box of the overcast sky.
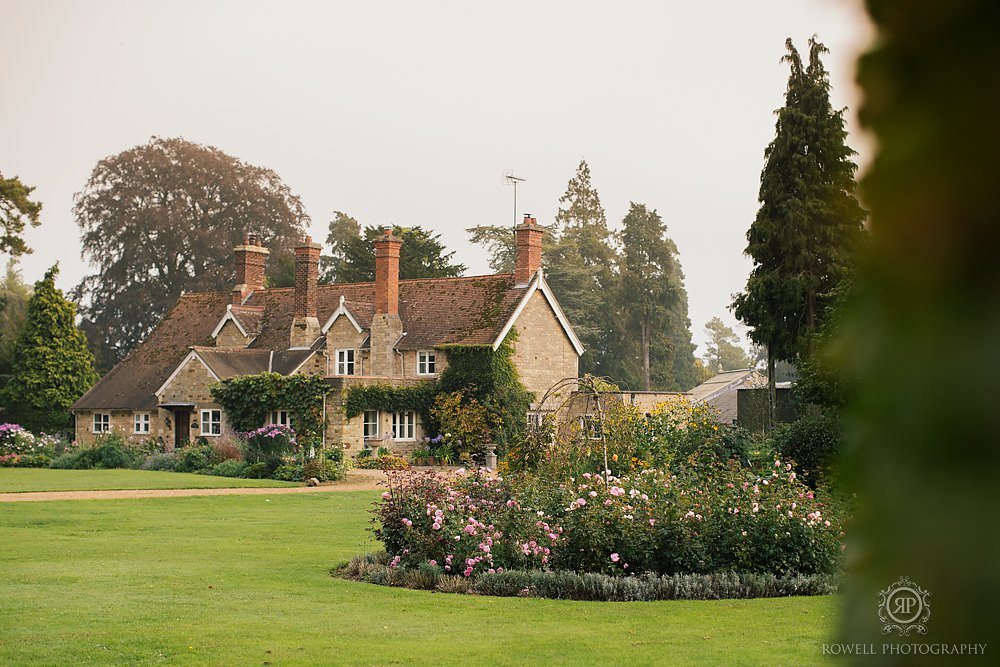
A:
[1,0,873,356]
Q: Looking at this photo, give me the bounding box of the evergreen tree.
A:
[0,260,32,379]
[732,37,865,424]
[615,202,696,391]
[320,211,361,283]
[0,173,42,258]
[465,224,517,274]
[0,266,99,432]
[702,317,752,371]
[329,225,466,283]
[545,160,619,377]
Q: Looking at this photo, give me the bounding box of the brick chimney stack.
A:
[233,233,270,304]
[370,227,404,376]
[514,214,544,287]
[374,227,402,315]
[289,236,322,348]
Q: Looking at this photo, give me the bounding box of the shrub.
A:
[211,459,249,477]
[355,454,409,470]
[272,462,303,481]
[51,447,98,469]
[93,432,140,468]
[334,552,840,601]
[373,458,846,579]
[175,444,216,473]
[243,462,271,479]
[0,424,64,466]
[302,458,343,482]
[767,409,843,484]
[241,424,297,467]
[142,452,180,471]
[209,434,243,462]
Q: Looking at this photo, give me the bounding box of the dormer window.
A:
[336,349,356,376]
[417,350,436,375]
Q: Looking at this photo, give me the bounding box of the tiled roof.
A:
[72,273,525,411]
[72,292,231,410]
[229,305,265,335]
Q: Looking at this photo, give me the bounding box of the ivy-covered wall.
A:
[210,372,331,448]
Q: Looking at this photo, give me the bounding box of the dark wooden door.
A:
[174,410,190,449]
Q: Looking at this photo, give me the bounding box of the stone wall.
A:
[324,376,429,455]
[509,290,580,405]
[215,320,250,348]
[72,409,170,446]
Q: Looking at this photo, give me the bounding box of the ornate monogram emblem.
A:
[878,577,931,636]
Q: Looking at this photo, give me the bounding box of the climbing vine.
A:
[343,383,437,420]
[340,333,533,454]
[210,372,331,449]
[437,331,533,452]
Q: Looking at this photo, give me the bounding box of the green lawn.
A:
[0,468,299,493]
[0,490,842,666]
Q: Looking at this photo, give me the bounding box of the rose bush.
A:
[372,454,846,579]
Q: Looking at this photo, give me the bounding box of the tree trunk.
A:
[767,344,776,431]
[641,312,651,391]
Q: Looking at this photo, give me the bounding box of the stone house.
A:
[70,217,582,454]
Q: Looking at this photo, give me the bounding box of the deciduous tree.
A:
[0,266,98,432]
[732,38,865,424]
[0,173,42,257]
[72,137,309,364]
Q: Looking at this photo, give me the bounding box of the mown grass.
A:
[0,468,299,493]
[0,491,841,665]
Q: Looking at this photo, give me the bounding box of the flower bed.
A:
[372,456,846,581]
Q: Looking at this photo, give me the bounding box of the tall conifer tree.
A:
[0,266,98,432]
[733,37,865,424]
[546,160,618,376]
[616,203,697,391]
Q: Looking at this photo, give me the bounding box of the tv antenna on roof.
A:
[503,170,525,227]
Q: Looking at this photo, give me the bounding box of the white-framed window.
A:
[392,411,416,441]
[200,409,222,436]
[133,412,150,434]
[363,410,379,439]
[417,350,436,375]
[269,410,290,427]
[93,413,110,433]
[581,415,603,440]
[336,349,356,376]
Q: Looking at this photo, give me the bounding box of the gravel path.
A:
[0,470,389,502]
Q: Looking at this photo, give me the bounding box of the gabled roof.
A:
[72,292,231,410]
[687,369,766,404]
[210,304,266,339]
[73,271,574,411]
